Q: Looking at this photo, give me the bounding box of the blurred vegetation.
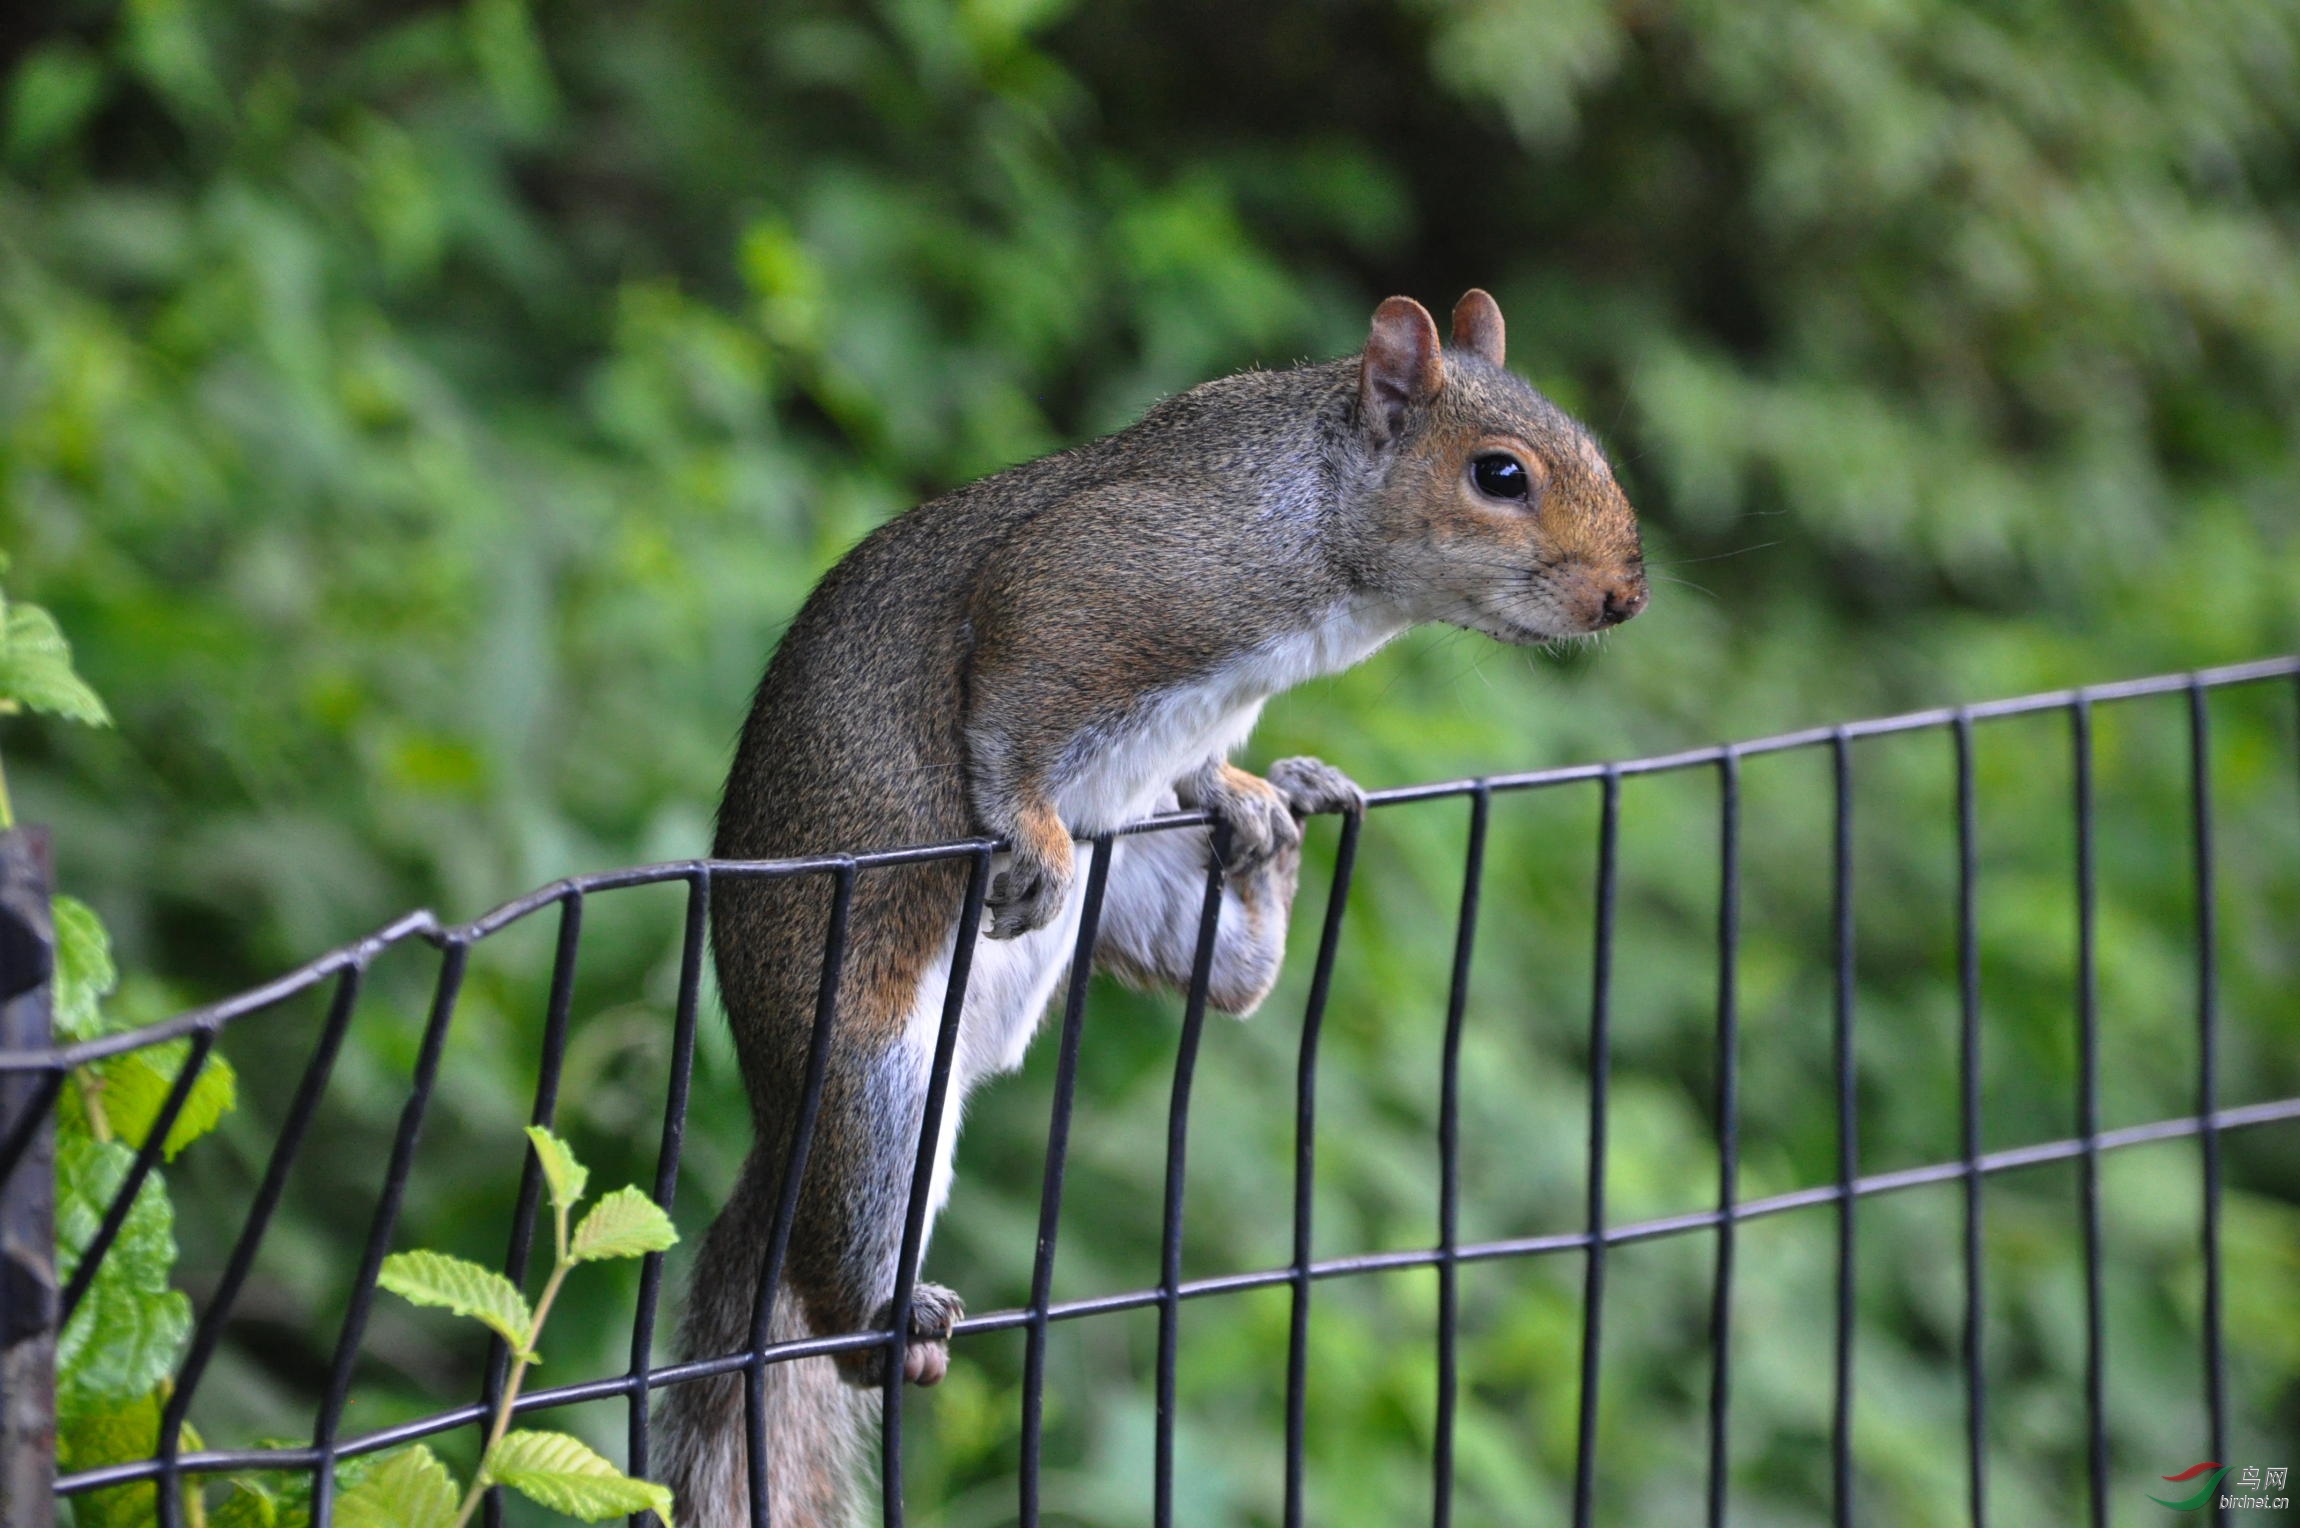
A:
[3,0,2298,1523]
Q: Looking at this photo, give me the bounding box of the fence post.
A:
[0,828,56,1528]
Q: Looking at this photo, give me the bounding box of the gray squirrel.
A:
[658,290,1647,1527]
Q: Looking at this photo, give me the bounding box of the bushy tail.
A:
[658,1166,873,1528]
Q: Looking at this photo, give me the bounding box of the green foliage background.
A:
[3,0,2298,1522]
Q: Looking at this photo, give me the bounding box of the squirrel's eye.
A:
[1471,453,1531,502]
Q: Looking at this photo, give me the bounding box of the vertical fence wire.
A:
[1019,837,1114,1528]
[56,1028,216,1326]
[156,966,365,1501]
[1705,751,1741,1528]
[2071,701,2108,1527]
[302,940,470,1528]
[745,864,853,1528]
[1570,771,1618,1528]
[2187,684,2227,1528]
[882,848,993,1528]
[1954,713,1987,1528]
[633,870,709,1519]
[1830,733,1857,1528]
[482,889,583,1528]
[1433,785,1489,1528]
[1284,810,1363,1528]
[1153,824,1232,1528]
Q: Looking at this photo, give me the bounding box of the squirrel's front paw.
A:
[1178,761,1301,876]
[1267,756,1367,817]
[985,848,1071,940]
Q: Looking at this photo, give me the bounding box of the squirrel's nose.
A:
[1598,583,1648,627]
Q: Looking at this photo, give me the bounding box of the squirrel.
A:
[657,290,1647,1528]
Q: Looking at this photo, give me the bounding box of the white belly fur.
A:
[1052,597,1408,833]
[896,858,1092,1233]
[900,597,1407,1239]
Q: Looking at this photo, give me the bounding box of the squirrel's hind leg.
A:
[791,1023,969,1393]
[660,1163,873,1528]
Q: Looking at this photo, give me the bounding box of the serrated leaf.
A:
[95,1041,237,1159]
[0,600,111,724]
[485,1430,673,1524]
[569,1185,678,1262]
[55,1135,191,1411]
[377,1250,534,1354]
[51,894,118,1041]
[524,1124,588,1214]
[335,1444,461,1528]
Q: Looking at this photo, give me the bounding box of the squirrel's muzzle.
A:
[1599,581,1648,628]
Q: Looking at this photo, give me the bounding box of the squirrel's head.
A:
[1349,291,1647,643]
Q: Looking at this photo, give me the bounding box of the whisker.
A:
[1642,541,1780,568]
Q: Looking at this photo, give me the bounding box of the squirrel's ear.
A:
[1359,296,1443,445]
[1449,289,1505,367]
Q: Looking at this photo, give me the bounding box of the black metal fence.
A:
[4,656,2299,1527]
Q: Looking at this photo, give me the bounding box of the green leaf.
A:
[377,1250,534,1354]
[0,599,110,724]
[524,1124,588,1215]
[55,1387,205,1528]
[56,1387,165,1528]
[334,1444,461,1528]
[249,1445,335,1528]
[569,1185,678,1263]
[271,1488,314,1528]
[485,1429,673,1524]
[51,894,118,1042]
[208,1477,283,1528]
[56,1384,157,1473]
[54,1135,191,1412]
[96,1041,238,1159]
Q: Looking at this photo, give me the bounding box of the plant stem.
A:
[448,1249,575,1528]
[75,1071,110,1141]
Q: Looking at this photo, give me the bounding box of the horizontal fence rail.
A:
[5,653,2299,1526]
